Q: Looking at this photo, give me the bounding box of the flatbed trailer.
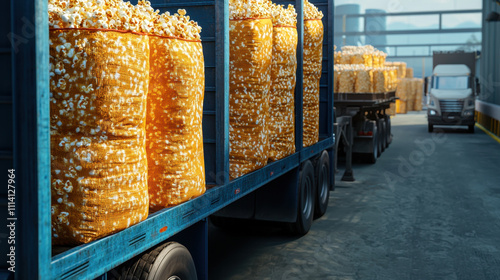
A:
[1,0,336,279]
[334,93,396,180]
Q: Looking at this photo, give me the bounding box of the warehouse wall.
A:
[478,0,500,137]
[480,0,500,105]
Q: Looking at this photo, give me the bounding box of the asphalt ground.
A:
[208,112,500,280]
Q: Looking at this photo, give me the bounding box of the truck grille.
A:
[439,100,464,113]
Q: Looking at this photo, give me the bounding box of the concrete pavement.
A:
[208,112,500,280]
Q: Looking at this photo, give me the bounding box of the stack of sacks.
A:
[334,64,400,94]
[268,3,297,161]
[386,61,407,79]
[49,0,207,244]
[338,45,377,67]
[147,8,206,211]
[229,0,273,179]
[302,0,324,147]
[396,78,424,112]
[49,0,153,245]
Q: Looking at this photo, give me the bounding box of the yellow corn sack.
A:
[147,36,205,211]
[229,18,273,179]
[372,69,387,93]
[396,79,408,101]
[338,70,354,93]
[50,29,149,245]
[355,69,371,93]
[268,25,298,161]
[303,19,323,147]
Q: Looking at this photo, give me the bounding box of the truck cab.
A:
[427,64,476,133]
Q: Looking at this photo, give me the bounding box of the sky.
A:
[335,0,483,27]
[335,0,482,13]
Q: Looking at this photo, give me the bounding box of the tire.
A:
[288,160,315,236]
[363,125,378,164]
[379,119,386,153]
[428,123,433,133]
[116,242,197,280]
[314,151,330,218]
[468,124,475,133]
[386,117,392,146]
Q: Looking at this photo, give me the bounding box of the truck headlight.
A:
[429,110,438,116]
[463,110,474,117]
[468,99,474,106]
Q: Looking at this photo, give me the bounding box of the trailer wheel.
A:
[288,160,315,236]
[428,123,434,133]
[117,242,197,280]
[468,124,475,133]
[362,125,378,164]
[385,117,392,146]
[379,119,386,153]
[314,151,330,218]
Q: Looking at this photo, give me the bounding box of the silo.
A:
[335,4,361,47]
[365,9,387,53]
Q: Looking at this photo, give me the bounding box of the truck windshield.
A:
[433,76,469,90]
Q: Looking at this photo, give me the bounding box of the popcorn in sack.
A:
[49,29,150,245]
[146,8,205,210]
[303,0,324,147]
[268,3,297,162]
[147,35,205,211]
[229,0,273,179]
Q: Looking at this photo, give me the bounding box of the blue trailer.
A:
[1,0,335,279]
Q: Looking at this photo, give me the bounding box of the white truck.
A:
[427,51,479,133]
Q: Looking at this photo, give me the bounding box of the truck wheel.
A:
[468,124,475,133]
[288,160,315,236]
[379,119,386,153]
[362,125,378,164]
[314,151,330,218]
[117,242,197,280]
[428,123,433,133]
[385,117,392,146]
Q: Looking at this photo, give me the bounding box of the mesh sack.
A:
[396,99,407,114]
[338,70,354,93]
[372,69,387,93]
[339,52,352,64]
[396,79,408,101]
[406,67,414,78]
[147,36,205,211]
[269,25,297,161]
[334,51,341,64]
[229,18,273,179]
[351,53,364,64]
[372,54,380,68]
[50,29,149,245]
[363,53,373,67]
[303,19,323,147]
[355,69,371,93]
[414,79,423,111]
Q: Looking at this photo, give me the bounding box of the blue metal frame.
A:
[7,0,335,278]
[12,0,51,279]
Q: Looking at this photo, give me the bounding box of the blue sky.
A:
[335,0,483,27]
